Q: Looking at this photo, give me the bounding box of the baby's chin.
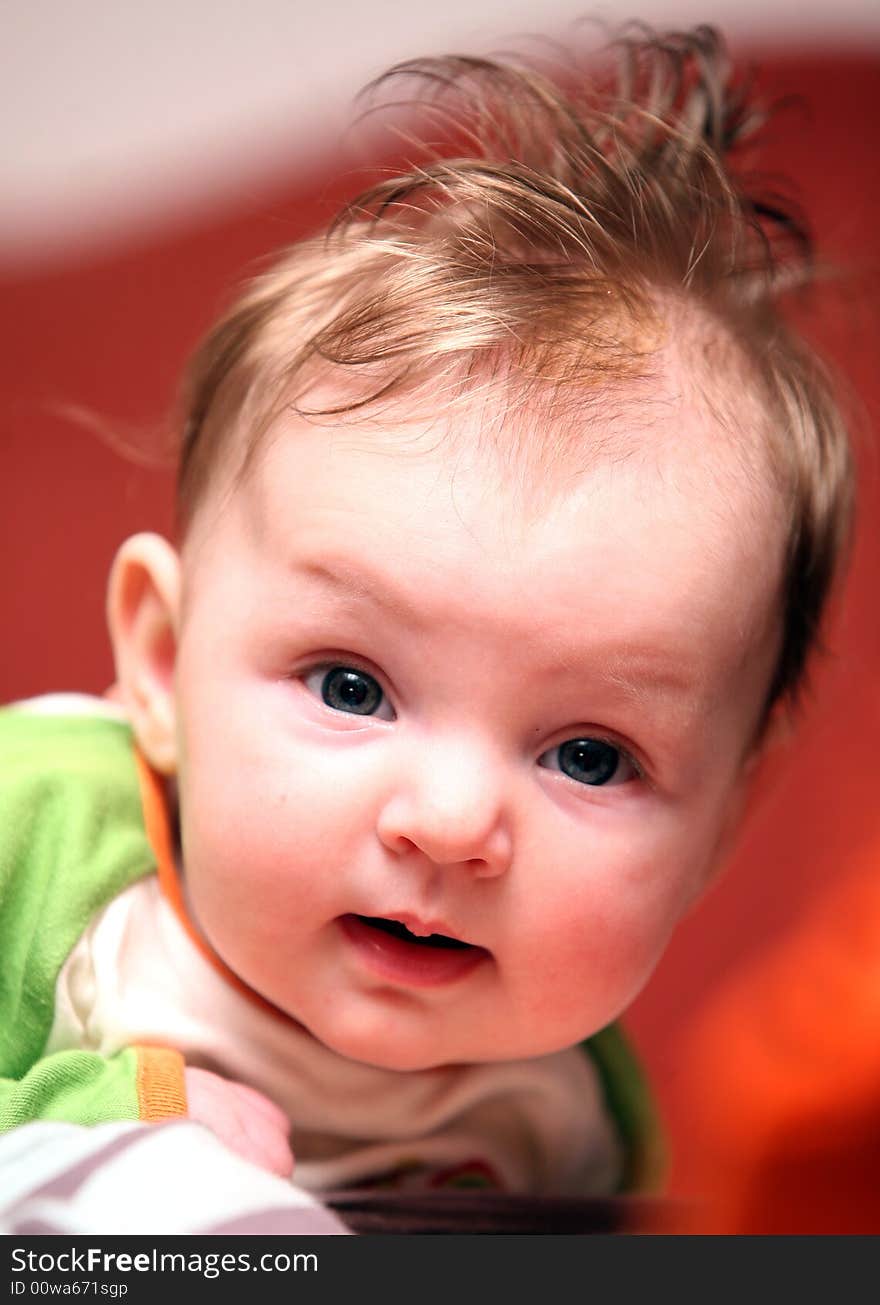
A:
[309,1021,467,1073]
[299,1010,572,1073]
[291,1006,494,1072]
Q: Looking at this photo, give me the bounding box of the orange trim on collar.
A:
[135,1045,187,1121]
[132,748,288,1022]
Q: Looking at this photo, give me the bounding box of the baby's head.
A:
[108,28,852,1071]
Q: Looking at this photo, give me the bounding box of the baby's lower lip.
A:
[338,914,489,988]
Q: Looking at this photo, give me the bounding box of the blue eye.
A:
[306,665,394,719]
[539,737,635,787]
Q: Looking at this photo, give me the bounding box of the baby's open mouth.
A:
[354,915,473,950]
[339,914,488,986]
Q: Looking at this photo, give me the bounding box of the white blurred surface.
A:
[3,0,879,264]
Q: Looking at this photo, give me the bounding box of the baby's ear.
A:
[106,533,181,774]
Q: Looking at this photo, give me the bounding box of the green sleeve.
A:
[0,1048,142,1127]
[0,706,170,1125]
[582,1022,666,1193]
[0,1045,187,1127]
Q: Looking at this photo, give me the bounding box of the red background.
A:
[3,49,879,1193]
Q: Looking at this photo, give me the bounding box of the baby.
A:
[0,26,853,1199]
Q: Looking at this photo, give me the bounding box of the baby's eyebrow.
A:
[295,557,419,626]
[530,617,706,690]
[602,651,704,700]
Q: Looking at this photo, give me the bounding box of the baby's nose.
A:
[376,740,512,878]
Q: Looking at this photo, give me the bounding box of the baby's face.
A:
[170,384,783,1071]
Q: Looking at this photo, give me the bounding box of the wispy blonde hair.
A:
[176,23,853,709]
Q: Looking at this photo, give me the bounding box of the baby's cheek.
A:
[179,789,285,939]
[517,872,681,1006]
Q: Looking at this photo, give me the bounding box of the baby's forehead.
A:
[191,314,783,567]
[252,363,780,566]
[372,334,780,526]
